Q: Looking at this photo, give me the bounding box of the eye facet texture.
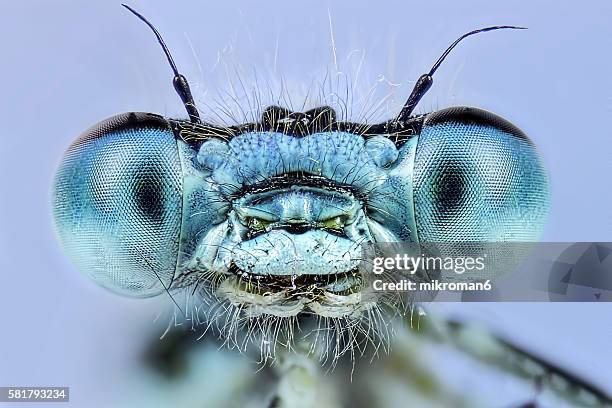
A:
[413,109,549,241]
[52,114,183,297]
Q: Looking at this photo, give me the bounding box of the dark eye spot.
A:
[133,165,165,221]
[432,164,467,213]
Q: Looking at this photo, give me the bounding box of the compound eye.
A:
[52,113,183,297]
[413,107,549,241]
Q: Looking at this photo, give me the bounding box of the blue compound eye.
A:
[413,107,550,241]
[52,113,183,297]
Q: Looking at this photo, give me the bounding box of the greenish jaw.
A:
[173,129,419,318]
[184,185,388,318]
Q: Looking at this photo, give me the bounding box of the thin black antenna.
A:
[122,4,202,123]
[396,26,526,122]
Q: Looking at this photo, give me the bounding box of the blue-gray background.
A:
[0,0,610,406]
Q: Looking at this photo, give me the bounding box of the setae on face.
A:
[51,7,548,362]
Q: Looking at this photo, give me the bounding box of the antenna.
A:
[122,4,202,123]
[396,26,526,121]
